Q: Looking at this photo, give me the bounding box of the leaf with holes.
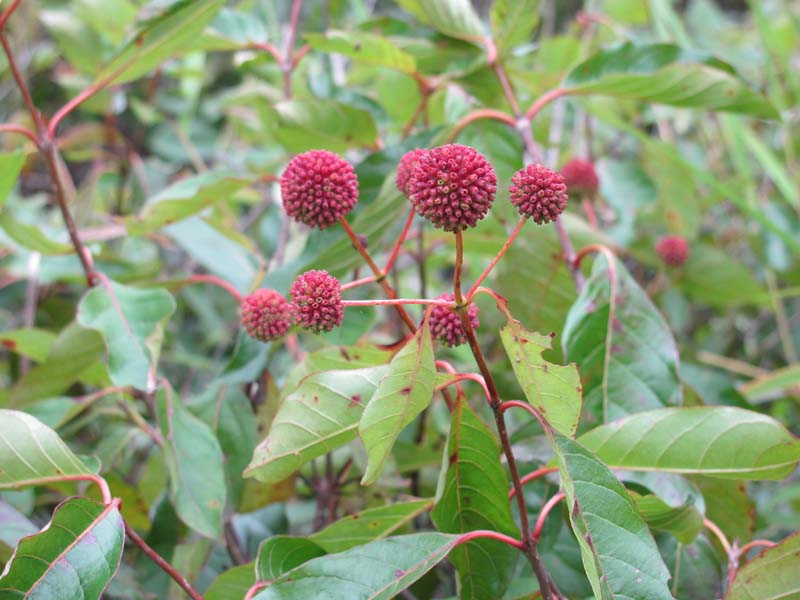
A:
[251,533,459,600]
[245,366,387,483]
[157,389,226,539]
[726,532,800,599]
[550,432,674,599]
[431,401,519,600]
[0,497,124,599]
[359,322,436,485]
[562,252,681,424]
[579,407,800,480]
[78,279,176,390]
[500,321,583,437]
[0,409,94,489]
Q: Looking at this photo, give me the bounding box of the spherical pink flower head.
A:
[290,270,344,333]
[395,148,427,197]
[656,235,690,267]
[429,293,479,348]
[241,289,292,342]
[561,158,599,196]
[509,164,568,225]
[280,150,359,229]
[408,144,496,232]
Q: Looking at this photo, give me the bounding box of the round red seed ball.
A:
[395,148,427,197]
[561,158,599,196]
[408,144,496,232]
[509,163,568,225]
[429,293,479,348]
[240,289,292,342]
[290,270,344,333]
[656,235,690,267]
[280,150,359,229]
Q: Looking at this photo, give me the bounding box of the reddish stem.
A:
[435,372,490,404]
[30,473,113,506]
[340,275,376,291]
[472,286,514,321]
[456,529,525,550]
[124,521,203,600]
[466,217,527,300]
[384,210,415,274]
[0,0,22,30]
[282,0,304,98]
[184,274,244,303]
[509,467,559,500]
[703,517,732,556]
[0,123,40,146]
[446,109,516,143]
[533,492,566,542]
[244,582,270,600]
[0,32,45,134]
[582,197,599,229]
[738,539,777,559]
[483,37,521,116]
[525,88,569,121]
[342,298,453,308]
[250,41,283,63]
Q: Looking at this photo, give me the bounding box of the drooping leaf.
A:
[726,532,800,600]
[304,30,417,74]
[579,407,800,480]
[245,366,387,483]
[562,252,681,424]
[395,0,484,42]
[740,364,800,404]
[125,170,252,235]
[95,0,226,85]
[564,43,778,118]
[0,497,124,599]
[78,279,176,390]
[550,433,674,600]
[431,401,520,600]
[251,533,459,600]
[311,499,433,553]
[632,493,703,544]
[359,321,436,485]
[157,389,226,539]
[500,321,583,437]
[490,0,540,54]
[0,410,93,488]
[255,537,326,582]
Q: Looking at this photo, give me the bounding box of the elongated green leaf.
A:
[564,43,778,118]
[0,211,72,255]
[431,401,519,600]
[0,410,93,488]
[739,122,798,208]
[360,322,436,485]
[490,0,540,53]
[562,253,681,424]
[95,0,226,85]
[157,389,226,539]
[551,433,674,600]
[270,99,379,153]
[0,151,25,207]
[125,171,252,235]
[0,497,124,599]
[305,30,417,74]
[78,279,176,389]
[245,366,387,483]
[632,493,703,544]
[500,321,583,437]
[395,0,483,42]
[740,364,800,403]
[726,532,800,600]
[311,499,433,553]
[255,537,326,582]
[579,407,800,479]
[252,533,459,600]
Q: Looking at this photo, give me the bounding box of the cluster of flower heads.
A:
[240,270,343,342]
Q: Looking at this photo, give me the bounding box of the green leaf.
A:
[0,497,124,599]
[693,477,754,544]
[677,245,767,307]
[0,211,73,255]
[658,534,724,600]
[395,0,484,43]
[551,433,674,600]
[78,279,176,390]
[726,532,800,600]
[304,30,417,74]
[252,533,459,600]
[431,401,519,600]
[270,99,379,153]
[157,389,226,539]
[0,151,25,208]
[201,8,268,49]
[255,537,326,582]
[564,43,778,118]
[311,499,433,553]
[500,321,583,437]
[0,328,56,362]
[579,407,800,479]
[490,0,540,54]
[245,366,387,483]
[632,493,703,544]
[95,0,226,85]
[0,410,93,488]
[359,322,436,485]
[205,563,255,600]
[125,170,252,235]
[740,364,800,403]
[562,252,681,424]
